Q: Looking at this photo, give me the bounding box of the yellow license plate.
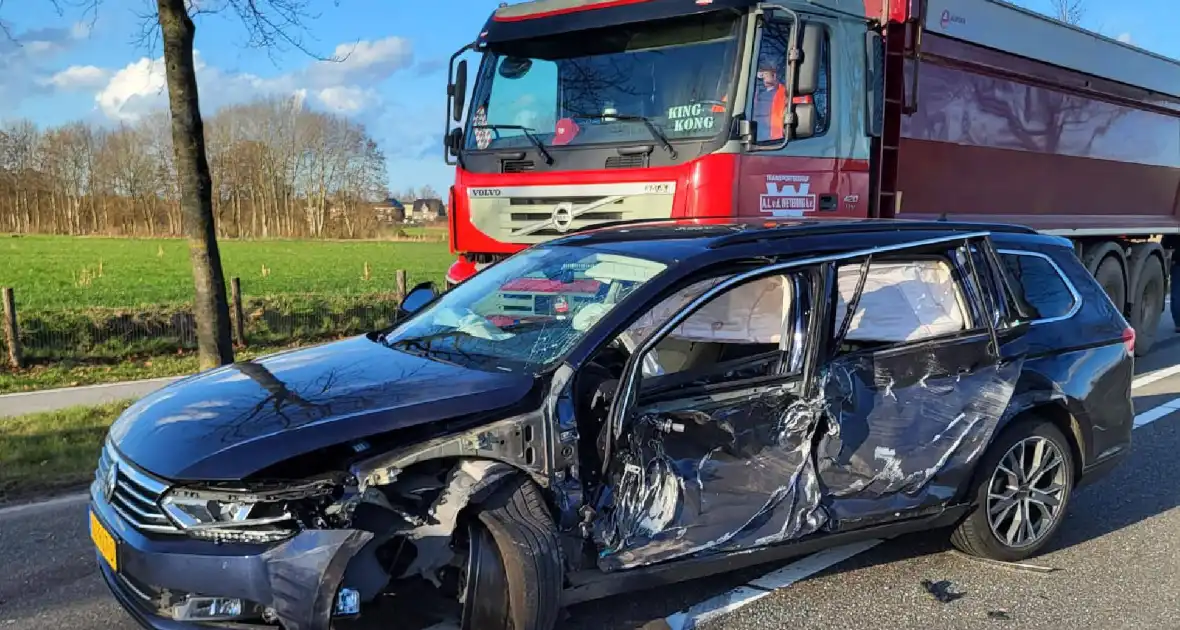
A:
[90,510,118,571]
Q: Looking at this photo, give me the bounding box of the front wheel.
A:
[950,419,1075,562]
[461,477,564,630]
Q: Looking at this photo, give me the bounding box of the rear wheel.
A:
[951,419,1075,562]
[1093,256,1127,315]
[460,477,564,630]
[1130,256,1165,356]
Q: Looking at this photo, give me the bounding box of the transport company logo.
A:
[940,9,967,29]
[759,174,817,216]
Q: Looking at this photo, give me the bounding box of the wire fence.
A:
[0,282,409,369]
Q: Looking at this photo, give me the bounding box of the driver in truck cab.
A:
[752,57,787,141]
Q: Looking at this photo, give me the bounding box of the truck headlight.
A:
[160,487,299,544]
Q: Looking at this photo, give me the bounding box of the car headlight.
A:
[160,487,300,544]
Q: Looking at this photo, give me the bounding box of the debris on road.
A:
[952,551,1058,574]
[988,610,1014,621]
[921,579,966,603]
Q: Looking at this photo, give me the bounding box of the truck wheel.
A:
[1130,256,1165,356]
[950,417,1075,562]
[1093,256,1126,315]
[461,477,564,630]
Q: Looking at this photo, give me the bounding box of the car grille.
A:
[96,444,180,535]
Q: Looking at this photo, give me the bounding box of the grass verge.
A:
[0,343,309,395]
[0,401,131,504]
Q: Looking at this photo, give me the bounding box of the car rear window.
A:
[835,259,969,343]
[998,250,1079,321]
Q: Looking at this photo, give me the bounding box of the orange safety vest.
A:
[768,84,787,140]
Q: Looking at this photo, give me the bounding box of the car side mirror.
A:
[791,102,816,140]
[399,282,438,318]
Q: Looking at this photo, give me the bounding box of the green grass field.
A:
[0,234,454,310]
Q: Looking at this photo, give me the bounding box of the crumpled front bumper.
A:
[90,495,373,630]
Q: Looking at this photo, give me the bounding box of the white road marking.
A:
[658,368,1180,628]
[662,540,882,630]
[1134,396,1180,428]
[1132,363,1180,390]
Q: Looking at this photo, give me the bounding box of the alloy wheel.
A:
[985,437,1068,548]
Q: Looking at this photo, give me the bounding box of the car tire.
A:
[462,476,564,630]
[1130,256,1165,357]
[950,418,1075,562]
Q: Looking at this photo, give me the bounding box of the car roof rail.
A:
[708,220,1037,249]
[564,216,740,235]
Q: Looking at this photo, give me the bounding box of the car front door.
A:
[815,240,1024,530]
[594,267,826,571]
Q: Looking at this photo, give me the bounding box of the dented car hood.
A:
[107,335,534,481]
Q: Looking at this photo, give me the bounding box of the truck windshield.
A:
[466,12,741,152]
[387,246,667,374]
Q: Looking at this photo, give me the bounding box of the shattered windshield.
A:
[387,246,667,373]
[466,12,741,152]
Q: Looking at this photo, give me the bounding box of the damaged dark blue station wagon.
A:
[89,220,1134,630]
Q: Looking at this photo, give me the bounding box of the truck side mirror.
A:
[792,102,816,140]
[795,23,822,96]
[450,60,468,123]
[399,282,438,319]
[446,128,465,156]
[865,31,884,137]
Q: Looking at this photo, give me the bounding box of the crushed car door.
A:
[816,240,1025,530]
[595,268,828,571]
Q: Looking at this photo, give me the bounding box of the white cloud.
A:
[88,37,413,122]
[44,65,111,91]
[95,56,167,121]
[315,86,378,114]
[309,37,414,87]
[0,24,83,114]
[1117,32,1134,44]
[70,21,92,40]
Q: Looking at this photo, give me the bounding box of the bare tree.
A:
[1049,0,1085,25]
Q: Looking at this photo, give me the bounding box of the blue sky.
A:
[2,0,1176,194]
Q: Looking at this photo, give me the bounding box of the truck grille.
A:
[96,444,180,535]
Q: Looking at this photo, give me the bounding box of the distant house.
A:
[410,198,446,222]
[374,198,406,224]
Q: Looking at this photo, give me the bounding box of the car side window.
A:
[998,251,1079,321]
[834,258,971,347]
[623,273,801,388]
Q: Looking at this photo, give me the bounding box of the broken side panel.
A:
[596,382,828,571]
[817,350,1024,529]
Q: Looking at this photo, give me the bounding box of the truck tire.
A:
[950,417,1075,562]
[1129,255,1165,356]
[1092,256,1126,315]
[462,477,564,630]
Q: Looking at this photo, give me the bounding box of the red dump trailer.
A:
[442,0,1180,353]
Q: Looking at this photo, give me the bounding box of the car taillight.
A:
[1122,326,1136,354]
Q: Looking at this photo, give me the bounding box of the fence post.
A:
[230,277,247,348]
[396,269,407,301]
[2,287,22,369]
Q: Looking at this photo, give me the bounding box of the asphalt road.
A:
[1,328,1178,630]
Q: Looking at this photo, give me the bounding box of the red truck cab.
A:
[443,0,1180,354]
[444,0,884,281]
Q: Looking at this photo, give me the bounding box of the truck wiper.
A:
[473,124,554,165]
[583,114,677,160]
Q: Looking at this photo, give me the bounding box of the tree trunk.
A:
[157,0,234,369]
